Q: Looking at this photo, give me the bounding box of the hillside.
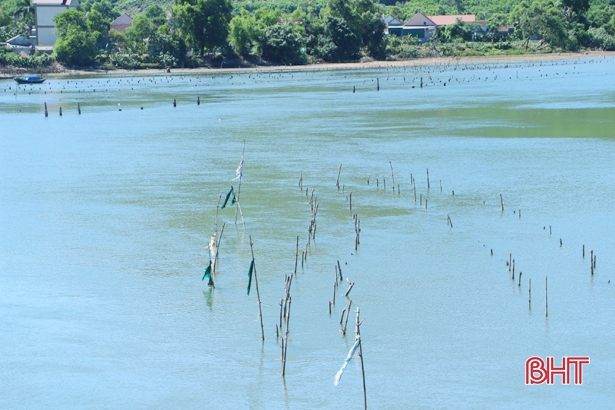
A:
[109,0,614,21]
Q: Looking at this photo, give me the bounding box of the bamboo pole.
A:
[294,236,299,275]
[249,235,265,341]
[545,276,549,317]
[342,299,352,335]
[389,161,395,193]
[355,307,367,410]
[336,164,342,189]
[213,222,225,275]
[214,191,222,233]
[234,142,246,227]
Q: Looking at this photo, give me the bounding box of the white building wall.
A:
[34,4,77,46]
[37,26,58,46]
[36,6,66,26]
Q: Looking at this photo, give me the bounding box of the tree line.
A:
[1,0,614,69]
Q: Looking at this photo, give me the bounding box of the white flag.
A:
[233,156,244,180]
[334,336,360,386]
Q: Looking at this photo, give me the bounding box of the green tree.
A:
[108,28,126,51]
[514,1,570,49]
[53,8,87,38]
[54,29,98,65]
[325,0,385,59]
[149,30,187,66]
[125,15,154,53]
[86,9,108,34]
[173,0,232,55]
[146,5,167,28]
[318,16,361,62]
[90,0,119,21]
[261,23,305,64]
[587,26,615,49]
[228,9,256,55]
[561,0,590,16]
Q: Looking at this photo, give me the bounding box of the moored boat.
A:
[15,75,46,84]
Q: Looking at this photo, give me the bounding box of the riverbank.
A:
[2,50,613,78]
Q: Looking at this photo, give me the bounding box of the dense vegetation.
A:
[1,0,614,70]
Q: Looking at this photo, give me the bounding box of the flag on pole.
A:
[221,186,235,209]
[334,336,361,386]
[202,260,214,286]
[247,259,254,295]
[233,156,244,181]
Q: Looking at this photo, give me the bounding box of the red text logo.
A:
[525,356,590,385]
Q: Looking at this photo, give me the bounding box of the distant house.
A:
[32,0,80,47]
[401,13,436,43]
[428,14,476,27]
[110,13,133,33]
[1,35,34,55]
[383,14,404,36]
[388,13,480,42]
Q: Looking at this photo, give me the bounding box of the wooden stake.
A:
[499,193,504,212]
[545,276,549,317]
[529,278,532,309]
[426,168,430,190]
[591,250,594,275]
[345,281,355,297]
[389,161,395,193]
[213,222,225,274]
[249,235,265,341]
[518,271,522,287]
[349,192,352,214]
[355,307,367,410]
[336,164,342,189]
[214,191,222,233]
[512,259,515,280]
[342,299,352,334]
[294,236,299,274]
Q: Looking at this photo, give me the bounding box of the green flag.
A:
[201,260,213,285]
[221,186,234,209]
[247,259,254,295]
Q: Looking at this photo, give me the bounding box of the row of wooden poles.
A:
[503,219,598,318]
[331,166,367,409]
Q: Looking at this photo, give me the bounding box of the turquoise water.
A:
[1,57,615,409]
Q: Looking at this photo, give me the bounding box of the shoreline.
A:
[2,50,613,78]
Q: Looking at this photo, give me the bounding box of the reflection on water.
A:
[1,56,614,409]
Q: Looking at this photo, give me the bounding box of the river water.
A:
[1,57,614,409]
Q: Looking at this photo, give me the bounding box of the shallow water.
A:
[1,57,615,409]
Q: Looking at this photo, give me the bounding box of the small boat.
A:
[15,75,46,84]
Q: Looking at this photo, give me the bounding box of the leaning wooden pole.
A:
[336,164,342,190]
[249,235,265,341]
[234,141,246,226]
[214,222,225,275]
[294,236,299,275]
[214,191,223,233]
[356,307,367,410]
